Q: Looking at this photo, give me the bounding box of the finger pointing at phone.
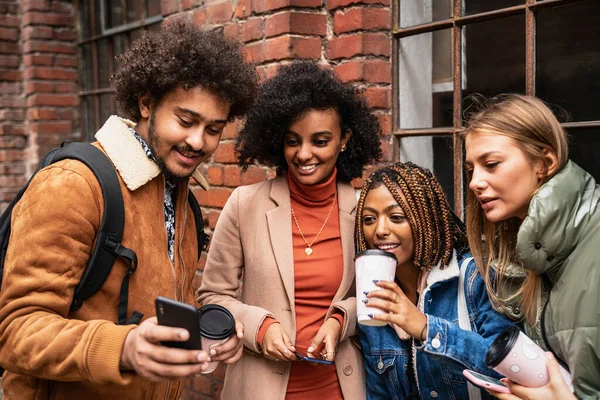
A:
[307,317,341,361]
[120,317,211,382]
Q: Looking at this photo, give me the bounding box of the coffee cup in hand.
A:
[355,249,397,326]
[198,304,236,374]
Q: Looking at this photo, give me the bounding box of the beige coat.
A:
[198,175,365,400]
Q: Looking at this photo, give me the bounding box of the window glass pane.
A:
[147,0,162,17]
[106,0,125,29]
[568,129,600,181]
[536,0,600,122]
[81,44,94,90]
[99,94,114,127]
[399,136,456,210]
[399,0,453,28]
[398,28,454,129]
[93,1,102,36]
[112,33,130,72]
[465,0,523,15]
[81,96,95,141]
[462,14,526,106]
[127,0,144,23]
[97,39,111,89]
[79,1,91,39]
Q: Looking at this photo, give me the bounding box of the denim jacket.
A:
[359,251,517,400]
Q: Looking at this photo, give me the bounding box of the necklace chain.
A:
[290,191,337,256]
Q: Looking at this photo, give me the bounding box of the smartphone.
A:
[155,296,201,350]
[463,369,511,394]
[294,352,334,365]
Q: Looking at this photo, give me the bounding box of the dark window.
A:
[76,1,162,140]
[393,0,600,217]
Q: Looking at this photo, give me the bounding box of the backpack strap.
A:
[48,142,142,325]
[187,190,210,256]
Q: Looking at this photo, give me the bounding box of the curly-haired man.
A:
[0,21,258,399]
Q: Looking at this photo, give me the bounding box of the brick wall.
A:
[0,1,392,398]
[0,0,79,211]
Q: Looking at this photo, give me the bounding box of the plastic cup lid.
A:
[198,304,236,340]
[486,325,521,367]
[354,249,398,262]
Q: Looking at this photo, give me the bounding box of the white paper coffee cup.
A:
[355,249,397,326]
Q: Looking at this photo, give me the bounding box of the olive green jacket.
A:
[517,161,600,399]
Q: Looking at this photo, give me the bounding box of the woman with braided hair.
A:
[356,162,516,400]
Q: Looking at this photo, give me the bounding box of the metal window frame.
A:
[75,0,163,137]
[391,0,600,217]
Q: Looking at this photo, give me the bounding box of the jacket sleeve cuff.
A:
[329,312,344,328]
[86,322,137,385]
[256,317,279,350]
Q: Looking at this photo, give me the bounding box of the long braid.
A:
[355,162,467,270]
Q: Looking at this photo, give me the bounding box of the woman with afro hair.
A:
[198,61,382,399]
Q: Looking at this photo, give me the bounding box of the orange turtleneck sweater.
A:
[256,169,345,400]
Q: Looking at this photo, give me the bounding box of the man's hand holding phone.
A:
[120,317,211,381]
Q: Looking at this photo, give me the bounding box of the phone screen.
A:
[468,370,506,386]
[294,352,334,365]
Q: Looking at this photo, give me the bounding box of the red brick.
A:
[0,15,20,28]
[181,0,201,10]
[213,142,237,164]
[25,81,77,93]
[55,55,77,67]
[0,136,26,149]
[326,32,389,60]
[0,2,20,14]
[0,42,20,54]
[253,0,322,14]
[364,86,390,109]
[22,26,53,40]
[241,166,267,185]
[23,40,75,54]
[29,121,72,134]
[24,54,54,66]
[53,28,76,41]
[27,94,78,107]
[0,97,26,108]
[0,82,21,95]
[376,112,391,135]
[0,150,26,162]
[221,120,239,140]
[264,63,281,79]
[51,1,73,14]
[223,165,241,186]
[333,59,390,83]
[0,27,18,41]
[25,67,77,81]
[161,0,180,16]
[379,135,392,161]
[235,0,252,18]
[240,17,263,43]
[23,12,72,27]
[27,108,58,120]
[22,0,51,12]
[194,187,233,208]
[0,176,27,187]
[0,163,26,175]
[205,166,224,185]
[265,11,326,38]
[246,35,322,64]
[206,2,233,24]
[326,0,389,10]
[0,70,22,81]
[0,55,19,68]
[333,7,390,34]
[207,210,220,230]
[0,109,25,121]
[222,23,240,39]
[57,109,77,120]
[0,123,26,136]
[193,8,206,25]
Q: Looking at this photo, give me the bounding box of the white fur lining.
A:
[95,115,208,191]
[426,251,460,287]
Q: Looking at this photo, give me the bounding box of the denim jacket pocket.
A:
[365,350,397,374]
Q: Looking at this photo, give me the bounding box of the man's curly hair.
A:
[236,61,382,182]
[111,20,258,122]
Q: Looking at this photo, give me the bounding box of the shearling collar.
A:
[95,115,209,191]
[426,251,460,287]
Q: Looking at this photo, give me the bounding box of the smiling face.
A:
[283,108,350,186]
[465,130,544,222]
[138,85,230,181]
[362,184,415,272]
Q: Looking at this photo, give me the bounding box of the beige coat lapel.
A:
[335,181,357,302]
[266,176,295,308]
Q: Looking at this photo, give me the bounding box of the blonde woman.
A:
[463,94,599,399]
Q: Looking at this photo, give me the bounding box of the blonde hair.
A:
[462,94,568,325]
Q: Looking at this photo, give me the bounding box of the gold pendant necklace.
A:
[290,192,337,256]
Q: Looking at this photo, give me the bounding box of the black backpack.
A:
[0,141,210,326]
